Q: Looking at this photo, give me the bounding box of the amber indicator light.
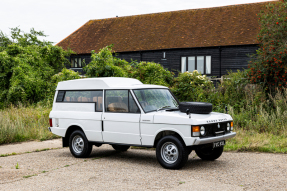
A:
[192,126,200,132]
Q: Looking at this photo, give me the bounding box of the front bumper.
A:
[194,132,236,145]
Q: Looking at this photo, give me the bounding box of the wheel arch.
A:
[62,125,85,147]
[153,130,186,148]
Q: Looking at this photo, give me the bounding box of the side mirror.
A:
[225,106,228,114]
[186,109,191,119]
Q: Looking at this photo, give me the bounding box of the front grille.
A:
[200,122,231,138]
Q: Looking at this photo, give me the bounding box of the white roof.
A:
[56,77,168,90]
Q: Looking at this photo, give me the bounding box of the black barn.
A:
[57,1,274,77]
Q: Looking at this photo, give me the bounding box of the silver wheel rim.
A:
[161,142,179,164]
[72,135,84,154]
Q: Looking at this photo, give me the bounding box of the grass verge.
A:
[0,105,59,145]
[225,129,287,153]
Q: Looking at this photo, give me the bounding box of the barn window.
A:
[181,55,211,74]
[71,57,85,68]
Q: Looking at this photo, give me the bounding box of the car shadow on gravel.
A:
[184,158,229,170]
[89,149,161,167]
[56,147,229,170]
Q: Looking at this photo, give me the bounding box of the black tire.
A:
[179,102,212,114]
[156,135,188,169]
[195,146,224,161]
[69,130,93,158]
[186,147,193,155]
[111,145,130,151]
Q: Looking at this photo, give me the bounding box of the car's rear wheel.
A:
[195,145,224,161]
[156,135,188,169]
[111,145,130,151]
[69,130,93,158]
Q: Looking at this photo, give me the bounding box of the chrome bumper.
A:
[194,132,236,145]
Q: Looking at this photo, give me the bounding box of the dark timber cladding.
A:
[57,1,278,76]
[116,45,258,76]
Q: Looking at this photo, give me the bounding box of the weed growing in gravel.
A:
[15,162,19,169]
[35,148,50,152]
[42,171,48,173]
[23,174,37,178]
[64,165,69,167]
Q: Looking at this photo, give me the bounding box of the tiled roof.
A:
[57,1,276,54]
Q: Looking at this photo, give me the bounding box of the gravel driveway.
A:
[0,143,286,190]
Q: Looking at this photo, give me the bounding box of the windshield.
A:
[133,89,179,113]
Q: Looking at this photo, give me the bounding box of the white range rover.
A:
[49,77,236,169]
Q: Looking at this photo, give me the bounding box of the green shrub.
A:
[83,46,130,78]
[0,28,71,107]
[47,68,81,102]
[171,70,215,104]
[130,61,174,87]
[83,45,174,87]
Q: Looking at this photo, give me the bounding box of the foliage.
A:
[51,68,81,88]
[47,68,81,102]
[83,45,174,86]
[229,87,287,135]
[0,27,72,107]
[248,1,287,91]
[83,46,130,78]
[130,61,174,87]
[171,70,213,103]
[0,104,58,145]
[225,129,287,153]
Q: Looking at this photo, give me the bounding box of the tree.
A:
[83,45,130,78]
[0,27,72,107]
[83,45,174,87]
[248,1,287,92]
[130,61,174,87]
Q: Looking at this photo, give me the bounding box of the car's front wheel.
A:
[156,135,188,169]
[69,130,93,158]
[195,145,224,161]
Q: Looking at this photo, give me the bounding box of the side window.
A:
[105,90,140,113]
[57,90,103,111]
[56,91,65,102]
[129,92,140,113]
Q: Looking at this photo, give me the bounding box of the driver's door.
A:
[102,90,142,145]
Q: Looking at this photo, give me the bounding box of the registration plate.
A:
[213,140,225,148]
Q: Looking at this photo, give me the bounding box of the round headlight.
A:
[227,123,230,131]
[200,126,205,136]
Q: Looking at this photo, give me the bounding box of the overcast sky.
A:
[1,0,273,44]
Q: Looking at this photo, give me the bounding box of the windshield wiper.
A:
[157,106,171,112]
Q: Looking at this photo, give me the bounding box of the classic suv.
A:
[49,77,236,169]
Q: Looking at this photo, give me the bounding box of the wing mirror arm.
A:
[225,106,228,114]
[186,109,191,119]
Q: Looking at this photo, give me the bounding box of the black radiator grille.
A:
[200,122,231,138]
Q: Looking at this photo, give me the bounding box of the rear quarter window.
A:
[56,90,103,111]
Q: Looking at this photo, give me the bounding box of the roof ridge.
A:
[57,0,279,53]
[87,0,276,22]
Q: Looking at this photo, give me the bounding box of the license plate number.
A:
[213,140,225,148]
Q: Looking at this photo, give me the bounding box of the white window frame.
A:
[181,55,211,74]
